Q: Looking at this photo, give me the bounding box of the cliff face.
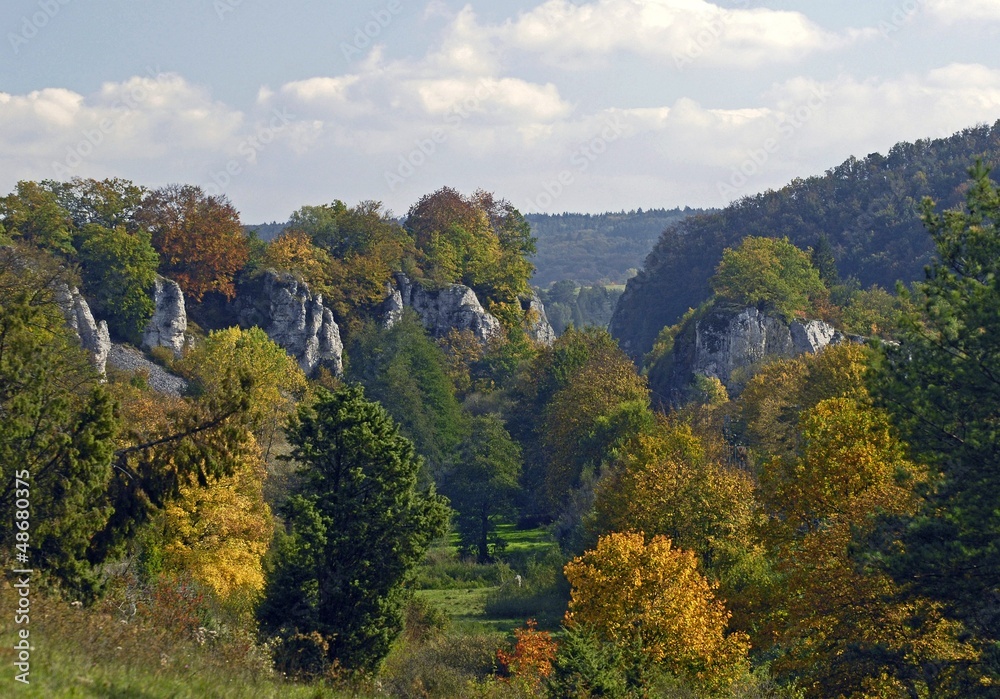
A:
[234,270,344,376]
[142,276,188,357]
[521,291,557,346]
[649,305,859,405]
[383,273,503,344]
[382,274,557,346]
[56,285,111,375]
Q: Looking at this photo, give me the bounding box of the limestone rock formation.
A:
[55,285,111,375]
[383,273,502,344]
[235,270,343,376]
[521,291,557,346]
[142,276,187,357]
[650,305,858,405]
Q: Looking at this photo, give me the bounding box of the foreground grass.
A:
[0,581,374,699]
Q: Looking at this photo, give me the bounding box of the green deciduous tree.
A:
[0,181,75,254]
[77,224,159,342]
[258,384,450,674]
[711,236,826,319]
[440,415,522,562]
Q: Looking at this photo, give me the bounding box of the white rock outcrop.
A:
[55,285,111,375]
[142,276,187,357]
[383,273,502,344]
[521,291,557,346]
[236,271,343,376]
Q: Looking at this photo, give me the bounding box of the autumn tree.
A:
[258,385,450,674]
[137,184,249,301]
[711,235,826,319]
[589,419,757,580]
[285,199,412,329]
[564,532,750,695]
[440,415,522,562]
[404,187,536,320]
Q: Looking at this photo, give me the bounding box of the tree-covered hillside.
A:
[525,208,703,286]
[611,120,1000,357]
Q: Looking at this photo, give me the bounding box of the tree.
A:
[258,385,450,673]
[874,162,1000,689]
[77,224,159,342]
[0,181,75,254]
[46,177,146,233]
[347,313,467,481]
[710,236,826,319]
[404,187,536,320]
[590,419,756,578]
[563,532,750,694]
[759,397,977,697]
[286,199,412,329]
[137,184,249,301]
[0,245,119,596]
[440,415,521,562]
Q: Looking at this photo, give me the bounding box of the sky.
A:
[1,0,1000,223]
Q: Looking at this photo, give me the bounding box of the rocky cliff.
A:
[142,276,188,356]
[521,291,557,346]
[383,273,503,344]
[56,285,111,375]
[234,270,343,376]
[649,305,860,406]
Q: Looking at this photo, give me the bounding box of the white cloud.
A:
[927,0,1000,23]
[484,0,875,68]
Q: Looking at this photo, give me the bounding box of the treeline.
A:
[536,280,624,334]
[2,166,999,698]
[611,120,1000,357]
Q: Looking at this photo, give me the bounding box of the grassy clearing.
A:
[412,526,567,635]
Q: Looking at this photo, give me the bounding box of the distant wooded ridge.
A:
[246,206,708,289]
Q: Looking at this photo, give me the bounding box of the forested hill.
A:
[610,119,1000,358]
[525,208,704,286]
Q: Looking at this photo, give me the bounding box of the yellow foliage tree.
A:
[590,419,757,571]
[542,343,648,506]
[760,397,977,696]
[564,532,750,694]
[162,437,273,606]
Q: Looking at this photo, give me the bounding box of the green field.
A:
[413,525,565,634]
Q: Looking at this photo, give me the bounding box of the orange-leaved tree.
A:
[138,184,249,301]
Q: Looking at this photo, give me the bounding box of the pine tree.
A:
[875,162,1000,691]
[258,384,450,674]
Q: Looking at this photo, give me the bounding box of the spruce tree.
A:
[258,384,450,674]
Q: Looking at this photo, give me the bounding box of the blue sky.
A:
[2,0,999,222]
